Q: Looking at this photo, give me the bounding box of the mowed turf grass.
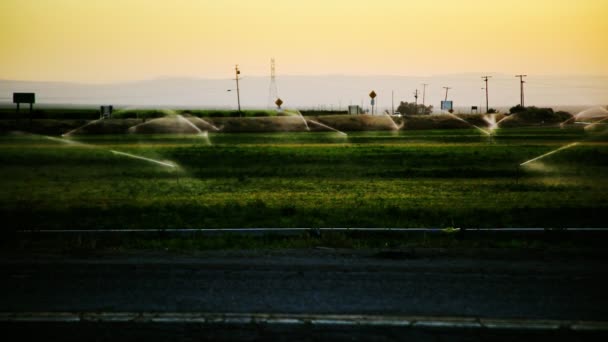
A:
[1,127,607,230]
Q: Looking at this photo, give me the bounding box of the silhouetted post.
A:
[414,89,419,113]
[516,75,527,107]
[369,91,377,115]
[481,76,492,114]
[482,76,492,113]
[235,65,242,115]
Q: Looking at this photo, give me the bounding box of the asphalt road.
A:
[1,250,607,340]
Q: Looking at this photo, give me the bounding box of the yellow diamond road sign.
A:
[369,91,377,99]
[275,98,283,107]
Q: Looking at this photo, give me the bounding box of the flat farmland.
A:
[1,127,607,230]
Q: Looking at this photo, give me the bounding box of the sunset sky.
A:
[1,0,607,83]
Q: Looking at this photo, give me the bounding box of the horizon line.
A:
[2,73,608,86]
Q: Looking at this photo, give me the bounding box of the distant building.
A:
[348,105,363,115]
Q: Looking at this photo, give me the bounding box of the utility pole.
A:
[235,65,242,115]
[422,83,428,108]
[482,76,492,113]
[442,87,451,102]
[414,89,419,113]
[515,75,527,107]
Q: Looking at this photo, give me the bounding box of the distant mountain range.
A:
[1,75,606,113]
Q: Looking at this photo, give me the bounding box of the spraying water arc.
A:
[293,109,310,131]
[127,117,166,133]
[44,135,178,169]
[575,106,608,121]
[522,115,608,167]
[186,115,221,132]
[383,113,402,130]
[62,118,104,137]
[483,114,498,132]
[175,114,212,145]
[45,136,87,146]
[583,116,608,131]
[110,150,176,168]
[445,112,492,136]
[306,119,347,136]
[520,142,580,166]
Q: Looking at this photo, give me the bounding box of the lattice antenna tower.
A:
[268,58,279,108]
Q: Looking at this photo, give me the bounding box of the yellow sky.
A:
[1,0,606,82]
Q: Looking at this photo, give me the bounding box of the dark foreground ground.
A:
[2,249,607,341]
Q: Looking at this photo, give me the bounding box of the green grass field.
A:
[1,127,607,230]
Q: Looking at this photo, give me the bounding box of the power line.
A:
[525,83,608,90]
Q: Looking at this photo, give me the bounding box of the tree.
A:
[510,106,572,122]
[397,102,433,115]
[509,105,526,114]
